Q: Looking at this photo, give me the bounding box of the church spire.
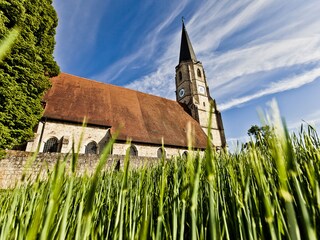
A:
[175,18,226,148]
[179,20,197,63]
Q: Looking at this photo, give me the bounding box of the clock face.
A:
[198,86,205,94]
[179,88,185,98]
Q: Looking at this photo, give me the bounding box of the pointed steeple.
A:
[179,20,197,63]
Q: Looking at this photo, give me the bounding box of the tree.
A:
[247,124,272,147]
[0,0,59,150]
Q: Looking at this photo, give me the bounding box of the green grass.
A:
[0,118,320,239]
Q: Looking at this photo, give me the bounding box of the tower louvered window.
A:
[197,68,201,77]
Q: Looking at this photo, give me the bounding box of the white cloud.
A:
[219,67,320,111]
[120,1,269,98]
[53,0,110,69]
[54,0,320,113]
[91,48,147,83]
[90,0,189,83]
[124,59,176,99]
[207,36,320,89]
[122,0,320,107]
[192,1,320,110]
[287,110,320,131]
[188,0,271,53]
[226,135,250,153]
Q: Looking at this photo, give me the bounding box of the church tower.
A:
[175,21,226,148]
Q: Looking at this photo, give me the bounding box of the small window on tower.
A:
[179,71,182,81]
[197,69,202,78]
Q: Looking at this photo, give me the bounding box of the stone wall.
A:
[26,120,110,154]
[112,142,188,158]
[0,150,161,189]
[26,120,188,158]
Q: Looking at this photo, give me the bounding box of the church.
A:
[25,23,226,158]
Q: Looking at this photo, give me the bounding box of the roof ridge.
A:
[58,72,178,104]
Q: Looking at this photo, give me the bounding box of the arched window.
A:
[157,148,166,158]
[178,71,182,81]
[129,145,138,157]
[182,151,188,159]
[197,68,202,77]
[85,141,98,154]
[43,137,59,153]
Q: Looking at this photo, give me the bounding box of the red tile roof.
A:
[43,73,208,148]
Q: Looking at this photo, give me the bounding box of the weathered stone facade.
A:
[25,119,191,158]
[26,120,110,153]
[0,150,163,189]
[112,142,189,158]
[0,149,204,189]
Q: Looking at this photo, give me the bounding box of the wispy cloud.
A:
[91,0,189,84]
[226,135,250,153]
[207,36,320,90]
[120,0,320,108]
[287,110,320,131]
[119,1,267,98]
[124,59,176,99]
[205,2,320,102]
[188,0,271,53]
[219,67,320,111]
[53,0,110,69]
[54,0,320,113]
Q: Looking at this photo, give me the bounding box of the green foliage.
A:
[243,124,273,152]
[0,122,320,239]
[0,0,59,150]
[0,26,19,62]
[248,124,272,143]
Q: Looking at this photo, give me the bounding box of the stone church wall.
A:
[0,145,204,188]
[112,142,189,158]
[25,120,190,158]
[26,120,110,154]
[0,150,162,189]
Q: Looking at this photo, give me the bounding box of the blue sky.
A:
[52,0,320,147]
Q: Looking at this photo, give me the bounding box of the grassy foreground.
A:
[0,123,320,239]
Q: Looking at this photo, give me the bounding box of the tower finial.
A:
[182,16,185,25]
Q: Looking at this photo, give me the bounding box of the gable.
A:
[43,73,208,149]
